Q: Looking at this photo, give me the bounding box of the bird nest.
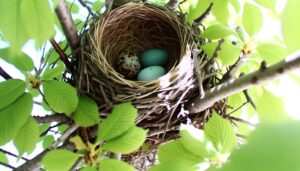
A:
[75,2,214,163]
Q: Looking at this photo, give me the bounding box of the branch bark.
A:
[33,113,72,124]
[188,52,300,113]
[55,0,79,51]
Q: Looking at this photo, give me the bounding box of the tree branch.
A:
[0,66,12,80]
[188,52,300,113]
[33,113,72,124]
[55,0,79,51]
[0,148,29,161]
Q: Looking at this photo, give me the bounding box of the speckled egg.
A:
[140,48,169,67]
[117,53,141,78]
[137,66,166,81]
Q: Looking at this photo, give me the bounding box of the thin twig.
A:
[33,114,72,124]
[0,162,15,170]
[0,148,29,161]
[194,3,213,25]
[50,38,73,73]
[78,0,95,16]
[0,66,12,80]
[50,123,79,149]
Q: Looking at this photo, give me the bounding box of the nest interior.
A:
[76,2,212,165]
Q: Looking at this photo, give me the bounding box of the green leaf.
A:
[0,79,26,110]
[80,167,97,171]
[99,159,134,171]
[256,43,287,64]
[230,0,241,13]
[0,152,8,164]
[157,140,202,165]
[201,25,234,40]
[72,96,100,127]
[0,93,33,145]
[0,48,34,71]
[42,80,78,115]
[204,112,237,152]
[148,163,200,171]
[242,3,263,36]
[92,0,105,11]
[212,0,230,24]
[97,102,137,141]
[180,124,216,158]
[40,63,65,80]
[201,41,241,65]
[42,135,55,149]
[216,121,300,171]
[102,126,147,154]
[281,0,300,53]
[187,0,212,23]
[14,117,39,155]
[256,89,287,123]
[67,1,79,14]
[20,0,55,47]
[255,0,277,10]
[42,150,81,171]
[0,0,28,51]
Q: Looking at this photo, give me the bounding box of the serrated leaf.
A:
[92,0,105,11]
[102,126,147,154]
[42,135,55,149]
[42,80,78,115]
[14,117,39,155]
[256,89,287,123]
[242,3,263,36]
[20,0,55,47]
[97,102,137,141]
[217,121,300,171]
[0,152,8,164]
[212,0,230,24]
[0,0,28,51]
[0,79,26,110]
[70,136,87,150]
[157,140,202,165]
[0,93,33,145]
[180,124,216,158]
[204,112,237,152]
[0,48,34,71]
[256,43,287,64]
[255,0,277,10]
[281,0,300,53]
[201,25,234,40]
[72,96,100,127]
[99,159,134,171]
[42,149,81,171]
[40,63,65,80]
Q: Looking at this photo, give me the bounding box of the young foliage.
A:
[41,149,82,171]
[0,48,34,71]
[13,117,39,155]
[97,102,137,141]
[0,79,26,110]
[42,80,78,115]
[72,96,100,127]
[204,113,237,153]
[102,125,147,154]
[42,135,55,149]
[256,43,287,64]
[0,152,8,165]
[212,121,300,171]
[99,159,135,171]
[242,3,263,36]
[201,25,234,40]
[180,124,216,158]
[281,0,300,53]
[185,0,212,23]
[254,0,277,11]
[157,140,202,166]
[212,0,230,24]
[0,93,33,145]
[40,62,65,80]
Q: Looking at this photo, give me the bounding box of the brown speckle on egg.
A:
[117,53,141,78]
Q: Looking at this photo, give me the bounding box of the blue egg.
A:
[137,66,166,81]
[140,48,169,67]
